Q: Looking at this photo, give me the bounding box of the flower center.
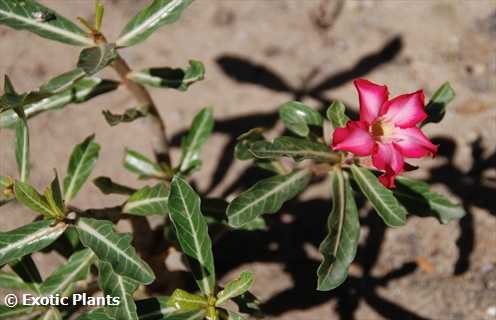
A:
[371,119,394,141]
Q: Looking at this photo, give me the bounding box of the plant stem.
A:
[111,54,171,167]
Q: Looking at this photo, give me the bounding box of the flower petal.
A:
[372,143,404,188]
[332,121,374,156]
[354,79,389,124]
[382,90,427,128]
[392,127,438,158]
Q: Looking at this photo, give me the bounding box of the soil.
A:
[1,1,496,319]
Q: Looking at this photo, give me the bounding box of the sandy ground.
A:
[1,1,496,319]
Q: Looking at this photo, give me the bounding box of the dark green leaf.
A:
[227,170,311,228]
[98,260,139,320]
[422,82,455,126]
[63,134,101,202]
[0,270,35,291]
[123,183,169,216]
[326,101,349,129]
[0,78,119,129]
[102,108,147,126]
[231,292,263,318]
[44,172,65,220]
[216,272,254,306]
[10,255,42,294]
[394,176,465,224]
[40,248,94,296]
[136,296,194,320]
[249,136,338,163]
[15,117,30,182]
[93,176,136,195]
[317,169,360,291]
[0,0,93,46]
[40,68,86,94]
[128,60,205,91]
[14,180,54,218]
[124,149,167,179]
[350,165,407,227]
[116,0,194,47]
[234,128,265,161]
[0,219,67,265]
[0,305,38,319]
[279,101,323,137]
[76,218,155,284]
[168,176,215,295]
[77,44,117,76]
[179,107,214,174]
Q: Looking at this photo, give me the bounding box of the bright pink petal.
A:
[372,143,404,188]
[392,127,438,158]
[332,121,374,156]
[354,79,389,124]
[382,90,427,128]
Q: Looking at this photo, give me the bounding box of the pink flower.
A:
[332,79,437,188]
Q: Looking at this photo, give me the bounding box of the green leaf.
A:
[234,128,265,161]
[14,180,54,218]
[76,218,155,284]
[10,255,42,294]
[168,176,215,295]
[63,134,101,202]
[40,248,95,296]
[98,260,139,320]
[326,101,349,129]
[15,117,30,182]
[179,107,214,174]
[40,68,86,94]
[0,0,93,46]
[227,170,311,228]
[128,60,205,91]
[135,296,181,320]
[216,272,254,306]
[93,176,136,195]
[124,149,167,179]
[239,216,267,231]
[279,101,323,137]
[116,0,194,47]
[394,176,465,224]
[0,77,119,129]
[219,309,246,320]
[0,305,38,319]
[422,82,455,126]
[102,108,147,126]
[168,289,207,311]
[350,165,407,227]
[123,183,169,216]
[44,172,65,220]
[0,270,36,291]
[231,292,262,318]
[249,136,338,163]
[317,169,360,291]
[77,44,118,76]
[41,308,62,320]
[0,219,67,266]
[75,308,115,320]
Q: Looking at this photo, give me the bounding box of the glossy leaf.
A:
[249,136,338,163]
[76,218,155,284]
[40,68,86,94]
[216,272,254,306]
[14,180,54,218]
[63,135,101,202]
[169,289,207,311]
[102,108,147,126]
[40,248,95,296]
[128,60,205,91]
[227,170,311,228]
[98,260,139,320]
[0,219,67,265]
[179,107,214,174]
[168,176,215,295]
[116,0,194,47]
[124,149,166,179]
[422,82,455,126]
[350,165,407,227]
[0,0,93,46]
[0,78,119,128]
[93,176,136,195]
[15,117,30,182]
[279,101,323,137]
[123,183,169,216]
[394,176,465,224]
[77,44,117,76]
[234,128,265,161]
[317,169,360,291]
[326,101,349,129]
